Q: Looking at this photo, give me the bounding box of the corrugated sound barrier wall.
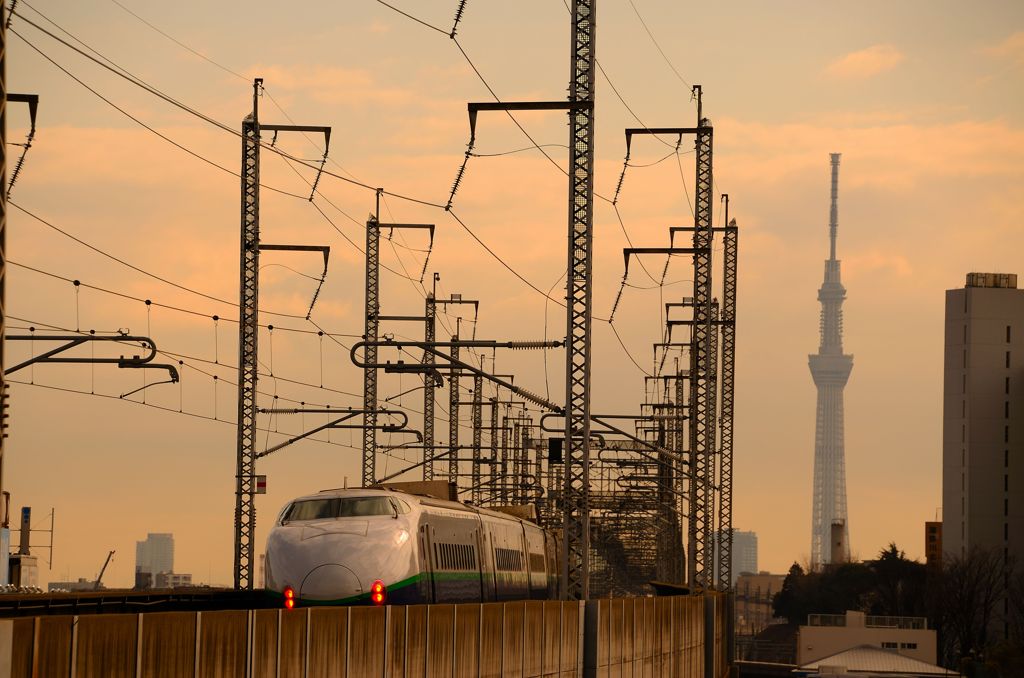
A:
[0,594,728,677]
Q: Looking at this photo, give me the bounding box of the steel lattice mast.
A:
[449,337,460,485]
[717,215,738,590]
[809,153,852,567]
[471,373,483,503]
[687,88,715,589]
[0,3,8,532]
[562,0,596,601]
[234,79,262,590]
[362,208,381,487]
[422,294,436,480]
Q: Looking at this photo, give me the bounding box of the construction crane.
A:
[94,550,115,590]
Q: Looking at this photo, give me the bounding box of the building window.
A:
[1008,326,1012,343]
[963,374,967,393]
[901,642,918,650]
[963,401,966,417]
[882,641,898,649]
[1006,402,1011,419]
[1006,498,1009,517]
[1006,426,1010,443]
[1007,450,1010,468]
[1007,377,1011,395]
[964,349,967,368]
[1007,351,1011,369]
[1006,523,1009,540]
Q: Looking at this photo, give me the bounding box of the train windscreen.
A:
[283,496,406,522]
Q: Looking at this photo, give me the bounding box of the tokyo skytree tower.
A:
[809,153,853,567]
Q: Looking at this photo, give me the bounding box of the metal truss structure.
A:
[362,211,381,487]
[717,212,739,590]
[234,79,330,589]
[234,80,261,590]
[562,0,596,602]
[688,88,715,589]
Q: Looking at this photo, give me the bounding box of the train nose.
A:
[300,563,362,601]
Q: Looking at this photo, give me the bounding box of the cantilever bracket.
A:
[4,334,179,383]
[467,101,592,144]
[7,93,40,195]
[259,244,330,319]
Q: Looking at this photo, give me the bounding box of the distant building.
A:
[942,273,1023,639]
[798,610,936,666]
[49,578,100,593]
[734,571,785,636]
[733,531,758,579]
[154,572,192,589]
[8,555,38,589]
[135,533,173,581]
[712,530,757,587]
[924,521,942,570]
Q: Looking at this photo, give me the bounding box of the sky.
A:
[2,0,1023,588]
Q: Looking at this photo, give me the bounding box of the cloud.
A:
[985,31,1024,67]
[825,44,905,79]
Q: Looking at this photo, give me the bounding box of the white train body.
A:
[265,488,560,605]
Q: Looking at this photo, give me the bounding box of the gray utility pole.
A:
[422,275,438,480]
[562,0,597,601]
[457,3,595,601]
[448,331,460,485]
[361,219,433,487]
[471,373,483,503]
[418,292,477,483]
[235,78,330,589]
[362,206,380,489]
[632,89,716,590]
[716,201,738,593]
[687,86,715,590]
[0,7,39,535]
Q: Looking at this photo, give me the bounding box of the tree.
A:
[929,546,1014,668]
[869,543,927,617]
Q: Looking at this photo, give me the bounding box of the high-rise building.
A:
[135,533,174,579]
[733,531,758,579]
[712,530,758,586]
[809,154,853,568]
[942,273,1023,567]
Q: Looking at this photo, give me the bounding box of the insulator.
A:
[507,341,554,350]
[450,0,469,38]
[446,149,473,211]
[612,159,628,205]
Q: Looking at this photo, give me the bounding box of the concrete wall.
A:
[0,594,726,677]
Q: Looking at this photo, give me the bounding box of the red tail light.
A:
[370,579,386,605]
[283,586,296,610]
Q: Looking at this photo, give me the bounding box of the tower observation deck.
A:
[809,153,852,567]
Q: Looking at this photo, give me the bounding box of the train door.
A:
[477,520,496,601]
[420,523,437,603]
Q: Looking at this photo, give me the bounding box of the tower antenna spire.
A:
[829,153,841,261]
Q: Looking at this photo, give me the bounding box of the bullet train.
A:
[264,487,561,606]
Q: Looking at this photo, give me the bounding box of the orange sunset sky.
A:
[3,0,1023,588]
